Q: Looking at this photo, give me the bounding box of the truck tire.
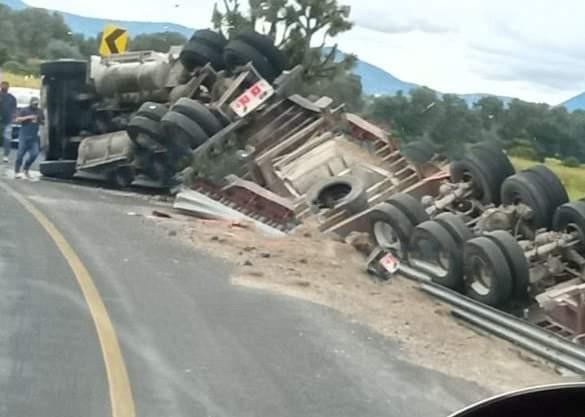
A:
[408,220,463,290]
[386,192,429,226]
[161,111,209,149]
[306,175,368,214]
[224,40,277,82]
[401,141,435,164]
[470,141,515,179]
[526,165,569,213]
[449,155,499,205]
[434,212,473,246]
[553,202,585,244]
[136,102,168,122]
[368,202,415,258]
[235,31,287,74]
[469,144,515,204]
[40,60,87,78]
[463,236,513,307]
[190,29,227,51]
[180,40,225,71]
[501,173,551,229]
[40,160,77,179]
[109,166,135,188]
[172,98,223,137]
[127,116,163,143]
[485,230,530,301]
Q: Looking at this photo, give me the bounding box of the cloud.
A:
[352,18,452,34]
[23,0,585,104]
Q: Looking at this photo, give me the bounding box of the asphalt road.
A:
[0,172,489,417]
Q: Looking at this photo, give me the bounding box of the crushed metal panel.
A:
[173,189,286,237]
[345,113,390,143]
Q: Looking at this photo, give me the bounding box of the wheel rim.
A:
[410,236,449,278]
[463,170,485,201]
[469,255,492,296]
[373,221,403,257]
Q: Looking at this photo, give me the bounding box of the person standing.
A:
[0,81,17,163]
[14,97,42,179]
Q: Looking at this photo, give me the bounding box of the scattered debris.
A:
[344,231,374,255]
[152,210,172,219]
[151,215,561,393]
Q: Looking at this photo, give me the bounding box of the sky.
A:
[24,0,585,104]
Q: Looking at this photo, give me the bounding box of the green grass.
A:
[1,72,41,88]
[510,157,585,201]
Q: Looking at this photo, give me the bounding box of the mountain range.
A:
[1,0,582,110]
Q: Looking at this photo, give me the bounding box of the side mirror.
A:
[449,384,585,417]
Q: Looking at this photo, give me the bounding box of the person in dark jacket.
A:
[14,97,43,179]
[0,81,17,162]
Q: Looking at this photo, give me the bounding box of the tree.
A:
[212,0,253,38]
[212,0,354,81]
[13,8,70,58]
[71,33,99,58]
[46,39,83,60]
[300,71,363,111]
[130,32,188,52]
[473,96,504,130]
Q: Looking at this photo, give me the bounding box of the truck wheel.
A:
[450,155,498,205]
[306,175,368,214]
[501,172,551,229]
[172,98,223,137]
[161,111,209,149]
[469,144,515,205]
[553,202,585,245]
[109,166,135,188]
[386,192,429,226]
[434,212,473,245]
[235,31,288,74]
[408,220,463,290]
[180,40,225,71]
[40,160,77,179]
[526,165,569,213]
[136,102,168,122]
[40,60,87,78]
[470,141,515,179]
[190,29,227,51]
[485,230,530,301]
[401,141,435,164]
[224,40,277,82]
[463,236,513,307]
[127,116,163,143]
[369,202,415,258]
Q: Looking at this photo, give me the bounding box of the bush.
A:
[562,156,580,168]
[2,60,28,74]
[508,145,543,162]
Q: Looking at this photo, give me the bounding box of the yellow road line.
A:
[0,182,135,417]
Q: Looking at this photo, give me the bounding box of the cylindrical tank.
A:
[77,130,135,169]
[94,59,171,98]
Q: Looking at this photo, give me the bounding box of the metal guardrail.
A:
[398,263,585,374]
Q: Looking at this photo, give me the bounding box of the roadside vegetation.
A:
[1,72,40,88]
[511,157,585,201]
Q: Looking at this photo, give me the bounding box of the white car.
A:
[10,87,41,147]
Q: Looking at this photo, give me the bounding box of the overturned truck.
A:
[39,29,288,186]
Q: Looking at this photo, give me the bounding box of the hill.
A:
[352,60,418,96]
[561,92,585,112]
[0,0,194,37]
